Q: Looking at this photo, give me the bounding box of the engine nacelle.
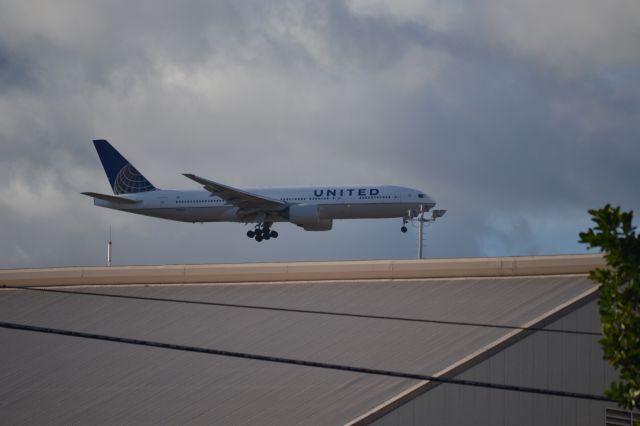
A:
[299,220,333,231]
[288,204,333,231]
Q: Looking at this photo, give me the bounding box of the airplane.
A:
[83,140,440,242]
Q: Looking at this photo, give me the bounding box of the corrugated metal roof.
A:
[0,275,597,424]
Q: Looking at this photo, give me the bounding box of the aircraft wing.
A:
[182,174,287,211]
[81,192,141,204]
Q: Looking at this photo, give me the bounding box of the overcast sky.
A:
[1,0,639,268]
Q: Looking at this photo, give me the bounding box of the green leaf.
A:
[581,205,640,410]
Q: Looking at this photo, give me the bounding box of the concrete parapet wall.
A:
[0,254,605,287]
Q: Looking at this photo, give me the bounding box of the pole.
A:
[418,206,424,259]
[107,226,112,267]
[417,209,446,259]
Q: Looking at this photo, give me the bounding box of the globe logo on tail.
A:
[113,164,155,194]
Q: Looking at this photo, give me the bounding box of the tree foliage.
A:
[579,205,640,410]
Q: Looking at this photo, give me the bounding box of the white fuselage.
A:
[93,185,435,225]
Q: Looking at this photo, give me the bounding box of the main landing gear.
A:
[247,223,278,242]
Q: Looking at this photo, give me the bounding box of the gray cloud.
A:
[0,0,638,267]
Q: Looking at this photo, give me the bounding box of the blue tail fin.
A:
[92,139,157,195]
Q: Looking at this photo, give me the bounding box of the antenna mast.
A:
[107,226,112,267]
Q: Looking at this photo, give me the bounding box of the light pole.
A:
[418,208,446,259]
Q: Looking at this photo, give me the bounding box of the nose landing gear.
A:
[401,218,408,233]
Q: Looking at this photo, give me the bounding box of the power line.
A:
[0,320,610,402]
[7,286,601,337]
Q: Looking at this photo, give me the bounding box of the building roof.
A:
[0,257,601,424]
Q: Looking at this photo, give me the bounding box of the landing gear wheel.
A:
[251,223,276,241]
[401,226,408,233]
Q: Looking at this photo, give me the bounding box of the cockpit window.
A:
[418,194,425,198]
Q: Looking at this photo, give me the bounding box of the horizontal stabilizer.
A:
[81,192,141,204]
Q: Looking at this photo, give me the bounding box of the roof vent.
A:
[605,407,640,426]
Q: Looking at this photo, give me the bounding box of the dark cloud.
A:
[0,0,638,267]
[0,44,39,93]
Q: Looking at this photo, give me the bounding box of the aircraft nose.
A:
[423,196,436,210]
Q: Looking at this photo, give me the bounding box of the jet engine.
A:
[298,220,333,231]
[288,204,333,231]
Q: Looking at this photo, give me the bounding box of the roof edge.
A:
[0,254,605,288]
